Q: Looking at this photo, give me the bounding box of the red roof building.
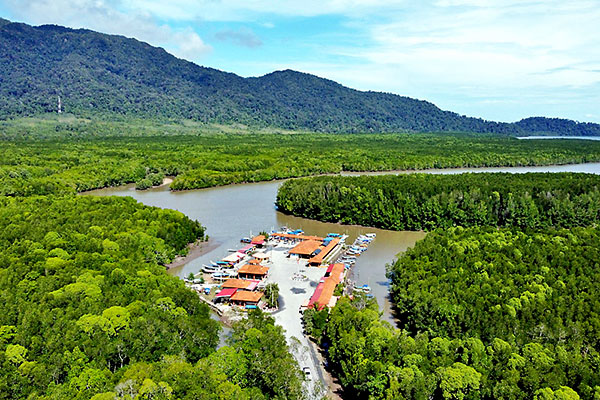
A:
[307,263,345,310]
[230,291,263,307]
[251,235,266,246]
[289,240,322,257]
[238,264,269,280]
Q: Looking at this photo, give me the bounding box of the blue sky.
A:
[1,0,599,123]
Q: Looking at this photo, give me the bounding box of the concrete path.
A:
[265,242,329,397]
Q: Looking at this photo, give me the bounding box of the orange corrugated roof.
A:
[231,291,263,302]
[238,264,269,275]
[222,279,251,289]
[308,238,341,264]
[329,263,345,284]
[248,259,261,264]
[251,235,266,244]
[316,278,337,308]
[289,240,322,256]
[271,233,324,241]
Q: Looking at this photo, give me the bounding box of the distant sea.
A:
[518,136,600,140]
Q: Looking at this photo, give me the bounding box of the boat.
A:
[202,264,221,273]
[365,233,376,238]
[354,284,371,294]
[240,237,252,243]
[349,247,366,253]
[212,272,233,280]
[216,261,234,268]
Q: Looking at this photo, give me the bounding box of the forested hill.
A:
[2,19,600,135]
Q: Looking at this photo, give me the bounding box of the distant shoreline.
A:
[82,161,600,197]
[517,136,600,141]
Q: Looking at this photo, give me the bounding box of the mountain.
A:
[1,18,599,135]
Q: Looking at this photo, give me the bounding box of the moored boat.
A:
[354,284,371,294]
[202,264,221,273]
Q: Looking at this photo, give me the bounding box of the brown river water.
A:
[86,162,600,324]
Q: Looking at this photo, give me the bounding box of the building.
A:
[222,252,245,264]
[230,290,263,308]
[270,233,324,243]
[221,278,257,290]
[251,235,266,247]
[214,287,237,302]
[307,263,345,310]
[238,264,269,280]
[308,238,341,266]
[289,240,322,258]
[215,279,260,303]
[325,263,345,281]
[238,244,255,254]
[253,252,270,262]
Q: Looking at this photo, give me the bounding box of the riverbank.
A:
[85,161,600,322]
[166,161,600,193]
[340,160,600,177]
[85,161,600,198]
[165,238,220,270]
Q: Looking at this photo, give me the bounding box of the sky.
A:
[1,0,599,123]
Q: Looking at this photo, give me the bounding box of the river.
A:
[87,162,600,324]
[517,136,600,141]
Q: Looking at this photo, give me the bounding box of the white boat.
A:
[349,247,366,253]
[202,264,221,273]
[354,284,371,294]
[212,272,233,280]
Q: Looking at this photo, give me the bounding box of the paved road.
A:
[266,243,328,396]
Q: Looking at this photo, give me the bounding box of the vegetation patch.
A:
[277,173,600,230]
[4,124,600,195]
[0,195,304,399]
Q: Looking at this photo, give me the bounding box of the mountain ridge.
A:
[1,18,599,135]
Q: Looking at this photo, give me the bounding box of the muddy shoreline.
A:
[166,239,220,270]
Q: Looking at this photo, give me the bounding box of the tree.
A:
[437,362,482,400]
[264,283,279,309]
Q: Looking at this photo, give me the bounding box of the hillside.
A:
[1,18,599,135]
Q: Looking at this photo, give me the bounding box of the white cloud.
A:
[3,0,212,61]
[215,27,262,48]
[323,0,600,120]
[121,0,407,21]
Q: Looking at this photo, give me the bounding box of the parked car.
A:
[302,367,311,379]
